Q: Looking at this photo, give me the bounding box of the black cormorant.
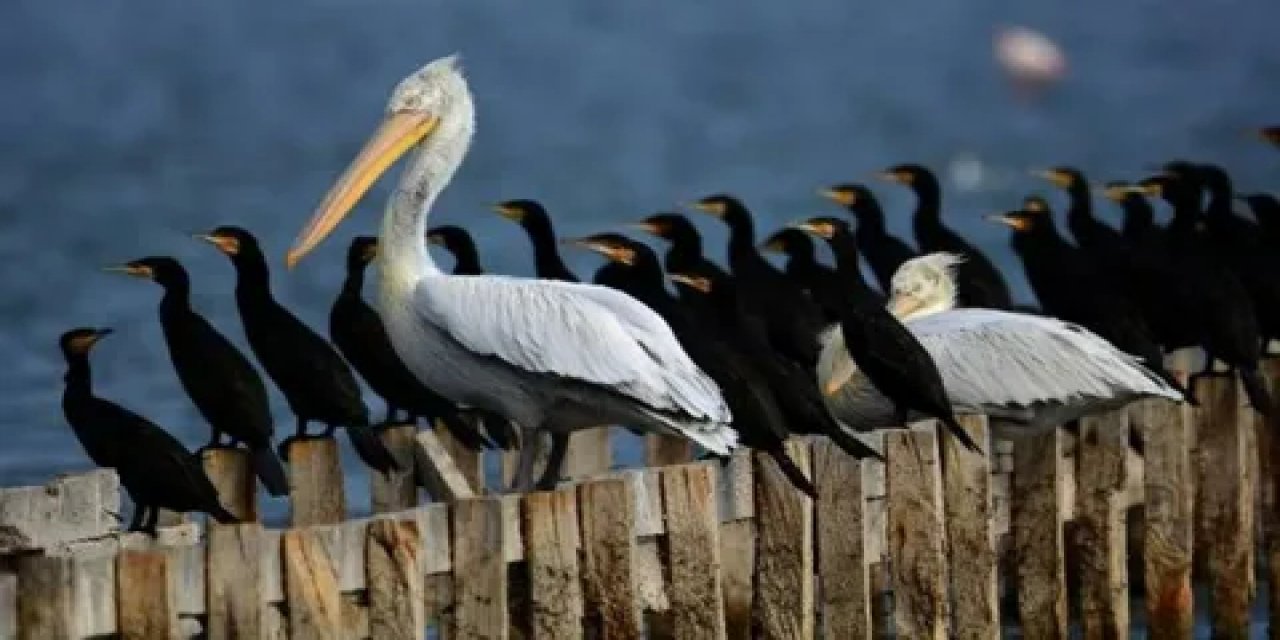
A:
[494,199,578,282]
[821,183,918,292]
[426,225,485,276]
[759,228,852,322]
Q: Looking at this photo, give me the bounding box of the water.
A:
[2,0,1278,522]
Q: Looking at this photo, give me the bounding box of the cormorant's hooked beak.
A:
[759,238,786,254]
[984,214,1029,232]
[102,264,154,279]
[194,232,241,256]
[493,204,525,221]
[563,237,634,265]
[627,221,664,236]
[819,188,855,206]
[788,219,835,239]
[424,232,444,246]
[1031,168,1071,188]
[690,200,727,218]
[668,273,711,293]
[287,111,441,269]
[875,170,910,184]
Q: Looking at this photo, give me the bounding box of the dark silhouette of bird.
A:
[1101,181,1163,248]
[821,183,918,292]
[632,212,732,305]
[878,164,1012,309]
[759,228,854,322]
[106,257,289,496]
[791,216,982,453]
[60,327,238,533]
[1035,167,1127,265]
[426,225,486,275]
[692,194,826,369]
[494,199,579,282]
[1239,193,1280,251]
[196,227,400,474]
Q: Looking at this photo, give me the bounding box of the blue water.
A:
[2,0,1278,526]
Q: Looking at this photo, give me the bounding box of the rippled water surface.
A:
[1,0,1277,519]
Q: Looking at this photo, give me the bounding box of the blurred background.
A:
[1,0,1276,511]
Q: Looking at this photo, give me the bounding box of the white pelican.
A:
[819,252,1183,436]
[283,55,735,490]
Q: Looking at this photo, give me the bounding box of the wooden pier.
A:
[1,366,1278,639]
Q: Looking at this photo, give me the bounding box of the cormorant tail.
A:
[766,448,817,499]
[478,410,519,450]
[346,424,403,474]
[250,446,290,496]
[208,504,239,524]
[825,428,885,462]
[1241,366,1275,418]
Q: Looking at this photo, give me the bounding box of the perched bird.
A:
[570,232,817,497]
[283,55,736,492]
[1102,181,1162,248]
[878,164,1012,309]
[759,228,852,322]
[330,236,495,449]
[820,183,918,292]
[1238,193,1280,251]
[1035,167,1126,264]
[494,199,578,282]
[426,225,485,275]
[106,257,289,496]
[819,255,1183,436]
[197,226,400,474]
[631,212,732,302]
[692,194,826,369]
[791,216,981,453]
[60,327,237,533]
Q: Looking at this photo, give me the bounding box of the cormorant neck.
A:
[1066,184,1094,222]
[826,230,870,291]
[849,200,887,231]
[526,224,574,281]
[158,279,192,314]
[667,230,703,266]
[231,250,274,301]
[1120,199,1155,238]
[450,241,483,275]
[724,209,757,256]
[341,263,367,297]
[63,354,91,397]
[912,177,942,222]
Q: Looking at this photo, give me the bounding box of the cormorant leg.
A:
[295,417,310,438]
[127,505,146,532]
[322,423,338,438]
[508,429,541,494]
[142,506,159,537]
[383,403,398,426]
[197,429,225,455]
[534,433,571,491]
[893,405,910,427]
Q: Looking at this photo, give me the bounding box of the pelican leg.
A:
[509,429,542,493]
[534,433,571,491]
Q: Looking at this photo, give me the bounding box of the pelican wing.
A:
[415,276,731,422]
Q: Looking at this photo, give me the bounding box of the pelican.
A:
[819,252,1183,436]
[284,55,735,490]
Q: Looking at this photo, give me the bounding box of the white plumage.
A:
[819,252,1183,435]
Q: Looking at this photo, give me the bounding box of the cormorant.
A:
[570,232,818,497]
[1035,167,1127,264]
[692,194,825,369]
[821,183,918,292]
[1102,181,1162,248]
[494,199,578,282]
[631,212,732,304]
[1239,193,1280,250]
[426,225,485,275]
[878,164,1012,309]
[107,257,289,496]
[60,327,238,533]
[330,236,496,450]
[790,216,982,453]
[197,227,400,474]
[759,228,851,322]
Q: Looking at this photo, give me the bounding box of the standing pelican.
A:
[284,55,735,491]
[820,253,1184,434]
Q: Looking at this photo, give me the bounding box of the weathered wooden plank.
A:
[522,489,582,640]
[207,523,265,640]
[579,478,641,639]
[812,439,871,640]
[941,415,998,640]
[645,435,692,468]
[717,448,754,522]
[0,570,15,640]
[1013,429,1067,640]
[15,554,76,639]
[718,520,754,640]
[659,464,725,640]
[201,448,259,523]
[415,430,479,502]
[371,424,420,513]
[752,441,814,640]
[563,427,613,481]
[116,549,177,639]
[287,438,347,526]
[1194,376,1254,639]
[1075,411,1131,639]
[1131,399,1194,640]
[283,528,343,638]
[0,469,120,554]
[1262,358,1280,640]
[885,428,948,640]
[452,499,507,640]
[367,518,425,640]
[436,418,484,493]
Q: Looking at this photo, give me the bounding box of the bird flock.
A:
[57,54,1280,532]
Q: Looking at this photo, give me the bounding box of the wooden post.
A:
[1074,411,1131,639]
[437,419,484,492]
[885,428,948,639]
[415,430,479,502]
[522,489,583,640]
[751,441,814,640]
[660,464,726,640]
[503,431,549,490]
[1013,429,1067,640]
[372,424,420,513]
[287,438,347,526]
[283,529,343,638]
[813,438,872,639]
[15,554,75,640]
[940,415,998,640]
[1194,376,1254,639]
[201,448,259,522]
[207,523,265,640]
[1263,358,1280,640]
[452,499,507,640]
[368,519,426,640]
[116,549,177,639]
[718,450,755,640]
[563,427,613,481]
[1131,399,1194,639]
[646,435,692,468]
[578,478,641,639]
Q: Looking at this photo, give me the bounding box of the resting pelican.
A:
[819,252,1183,435]
[284,55,735,490]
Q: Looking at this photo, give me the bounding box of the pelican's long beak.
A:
[822,355,858,397]
[286,111,441,269]
[888,293,924,319]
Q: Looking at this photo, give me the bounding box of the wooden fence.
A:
[2,363,1279,639]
